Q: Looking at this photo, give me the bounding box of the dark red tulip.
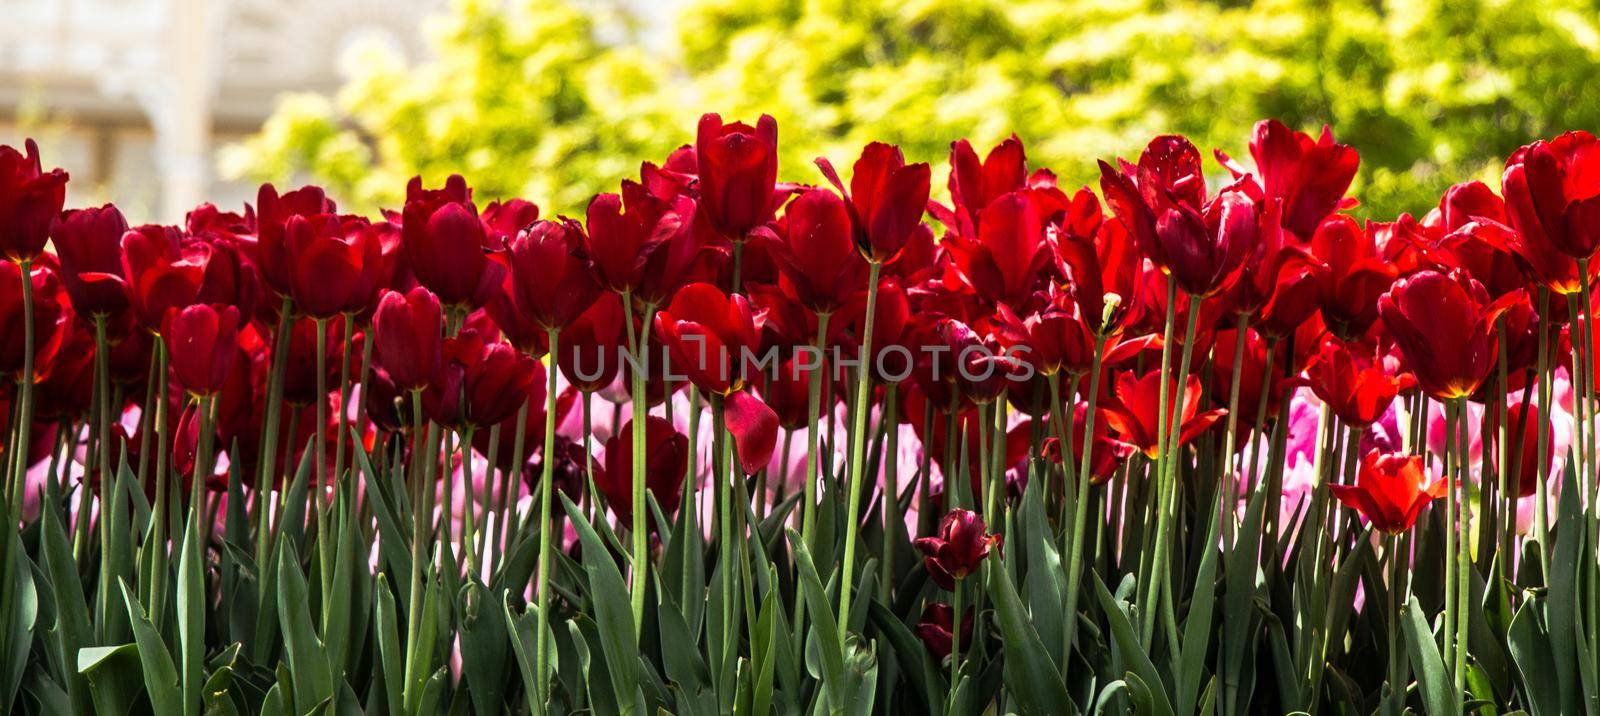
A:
[816,142,932,263]
[280,315,347,406]
[164,304,241,398]
[0,262,67,382]
[914,509,1001,591]
[992,288,1094,378]
[944,136,1027,239]
[480,198,540,250]
[35,327,95,421]
[696,113,779,240]
[1502,131,1600,260]
[1330,450,1445,534]
[1305,335,1411,428]
[402,174,487,307]
[286,214,383,318]
[1216,119,1358,239]
[557,293,625,393]
[585,182,698,304]
[1210,326,1294,426]
[1049,401,1138,486]
[946,191,1052,307]
[1050,198,1145,335]
[654,282,761,396]
[600,416,690,525]
[1378,269,1507,400]
[1099,135,1258,297]
[1307,215,1397,341]
[770,188,867,314]
[914,603,974,661]
[509,218,601,331]
[424,328,537,429]
[120,225,208,330]
[762,355,815,429]
[373,287,443,392]
[51,204,131,318]
[255,183,336,295]
[1102,370,1226,458]
[0,139,69,262]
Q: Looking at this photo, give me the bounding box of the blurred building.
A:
[0,0,442,222]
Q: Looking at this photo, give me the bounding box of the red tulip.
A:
[1049,401,1138,486]
[1330,450,1446,534]
[946,191,1053,307]
[1307,215,1397,341]
[35,327,95,421]
[1050,198,1145,335]
[402,174,487,307]
[279,315,347,406]
[655,282,777,473]
[373,287,443,392]
[51,204,131,318]
[255,183,336,295]
[696,113,779,240]
[0,139,69,262]
[761,355,815,429]
[120,225,208,330]
[424,328,538,429]
[585,182,698,304]
[770,187,867,314]
[943,136,1028,239]
[1305,335,1411,428]
[0,262,68,382]
[1502,131,1600,260]
[816,142,932,263]
[480,198,540,250]
[992,288,1095,378]
[914,603,974,661]
[508,219,602,331]
[600,416,690,525]
[1210,326,1295,427]
[557,293,626,392]
[163,304,241,398]
[1099,136,1258,297]
[1102,370,1226,458]
[914,509,1001,591]
[285,214,383,319]
[1378,269,1507,400]
[1216,119,1359,239]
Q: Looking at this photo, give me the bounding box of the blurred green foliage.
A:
[221,0,1600,218]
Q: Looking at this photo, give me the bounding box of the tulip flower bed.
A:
[1,114,1599,715]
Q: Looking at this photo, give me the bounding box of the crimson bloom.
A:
[1330,450,1446,534]
[945,191,1053,307]
[120,225,208,330]
[1099,135,1259,297]
[1050,402,1138,486]
[557,293,626,392]
[1378,269,1506,400]
[1308,215,1397,341]
[1216,119,1359,239]
[914,509,1001,591]
[373,287,444,392]
[1305,335,1411,428]
[817,142,932,263]
[600,416,690,526]
[914,604,974,662]
[770,188,867,315]
[1102,370,1226,458]
[942,136,1027,239]
[480,198,540,250]
[509,218,602,331]
[696,113,779,240]
[255,183,336,295]
[402,174,488,307]
[0,262,67,382]
[1050,198,1145,335]
[163,304,241,398]
[423,329,537,429]
[286,214,384,318]
[51,204,131,318]
[655,282,778,473]
[0,139,69,262]
[1502,131,1600,260]
[585,181,698,304]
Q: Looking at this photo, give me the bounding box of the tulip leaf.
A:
[559,493,643,714]
[177,511,206,716]
[275,547,333,714]
[866,600,945,716]
[1090,571,1172,716]
[1019,480,1064,667]
[1177,503,1221,716]
[373,574,403,716]
[349,429,412,586]
[119,578,182,716]
[457,580,509,715]
[38,499,91,711]
[76,644,142,715]
[991,554,1074,715]
[1401,594,1456,715]
[787,527,847,714]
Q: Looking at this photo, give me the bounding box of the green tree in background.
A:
[222,0,1600,218]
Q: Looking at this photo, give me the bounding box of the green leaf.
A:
[787,527,846,714]
[457,580,509,715]
[1401,594,1456,715]
[866,600,944,716]
[374,574,404,715]
[990,554,1075,716]
[1019,481,1064,667]
[276,548,334,714]
[1177,505,1221,716]
[351,431,412,583]
[504,594,553,716]
[1508,591,1560,716]
[178,512,206,715]
[39,499,91,712]
[119,579,182,715]
[77,644,142,716]
[559,493,643,713]
[1089,572,1173,716]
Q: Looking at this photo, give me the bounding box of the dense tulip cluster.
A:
[2,116,1599,715]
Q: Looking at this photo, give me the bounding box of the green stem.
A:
[1534,288,1553,577]
[1061,336,1107,657]
[1220,315,1248,549]
[837,261,882,637]
[255,296,293,578]
[1142,288,1198,646]
[92,315,115,638]
[881,383,900,597]
[334,315,355,487]
[1442,398,1458,679]
[1452,397,1471,700]
[948,584,964,705]
[7,257,36,522]
[533,328,561,709]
